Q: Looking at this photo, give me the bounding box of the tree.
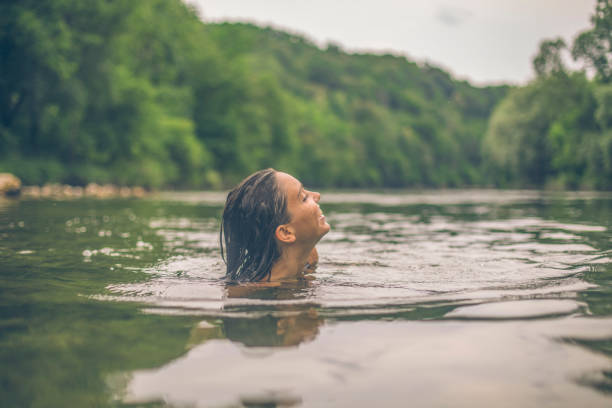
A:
[483,73,596,187]
[572,0,612,83]
[533,38,567,77]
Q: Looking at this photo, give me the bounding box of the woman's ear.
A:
[275,224,296,244]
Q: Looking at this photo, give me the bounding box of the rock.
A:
[119,186,132,198]
[131,186,146,198]
[21,182,147,200]
[21,186,41,199]
[85,183,120,198]
[40,183,63,198]
[0,173,21,196]
[84,183,101,197]
[71,186,84,198]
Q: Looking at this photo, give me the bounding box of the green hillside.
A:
[205,23,508,187]
[0,0,510,189]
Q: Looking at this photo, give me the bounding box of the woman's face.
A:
[275,172,330,244]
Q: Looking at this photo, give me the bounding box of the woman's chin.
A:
[320,220,331,234]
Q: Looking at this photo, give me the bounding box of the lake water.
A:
[1,190,612,407]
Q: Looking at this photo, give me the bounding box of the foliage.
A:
[0,0,510,188]
[483,73,597,188]
[2,0,610,190]
[484,0,612,190]
[0,0,219,187]
[572,0,612,83]
[533,38,568,77]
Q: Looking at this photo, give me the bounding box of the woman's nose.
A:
[313,191,321,203]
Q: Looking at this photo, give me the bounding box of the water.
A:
[1,190,612,407]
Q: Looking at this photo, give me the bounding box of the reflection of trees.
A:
[570,338,612,394]
[187,280,324,348]
[0,198,18,216]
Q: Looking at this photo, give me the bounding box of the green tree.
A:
[482,0,612,190]
[533,38,567,77]
[572,0,612,83]
[483,73,595,187]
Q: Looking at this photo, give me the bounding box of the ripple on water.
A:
[99,198,607,321]
[444,299,584,319]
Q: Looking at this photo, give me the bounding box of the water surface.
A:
[1,190,612,407]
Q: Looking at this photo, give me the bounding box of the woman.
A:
[220,168,330,282]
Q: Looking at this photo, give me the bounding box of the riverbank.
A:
[1,173,148,199]
[22,184,148,199]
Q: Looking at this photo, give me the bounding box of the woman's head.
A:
[220,169,329,282]
[273,171,330,247]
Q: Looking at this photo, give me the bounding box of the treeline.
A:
[484,0,612,189]
[0,0,610,190]
[0,0,507,188]
[2,0,223,188]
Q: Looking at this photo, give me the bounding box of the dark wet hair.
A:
[220,168,290,282]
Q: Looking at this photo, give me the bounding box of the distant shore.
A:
[21,184,148,199]
[0,173,148,199]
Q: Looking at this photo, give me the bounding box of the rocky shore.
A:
[0,173,147,199]
[0,173,21,196]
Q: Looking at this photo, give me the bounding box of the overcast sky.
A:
[186,0,596,85]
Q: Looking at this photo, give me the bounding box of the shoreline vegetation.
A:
[1,0,611,190]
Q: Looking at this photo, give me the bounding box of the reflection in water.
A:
[0,197,18,213]
[186,308,323,349]
[223,282,324,348]
[181,281,324,352]
[188,308,322,351]
[126,286,324,407]
[121,317,612,408]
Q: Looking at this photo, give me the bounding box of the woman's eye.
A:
[302,193,309,202]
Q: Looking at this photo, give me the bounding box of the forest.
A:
[1,0,611,189]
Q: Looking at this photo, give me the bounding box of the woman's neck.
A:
[269,245,312,281]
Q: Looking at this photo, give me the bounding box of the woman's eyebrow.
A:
[297,184,304,198]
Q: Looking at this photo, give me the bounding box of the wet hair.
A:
[220,168,290,282]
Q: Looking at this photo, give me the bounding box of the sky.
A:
[186,0,597,85]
